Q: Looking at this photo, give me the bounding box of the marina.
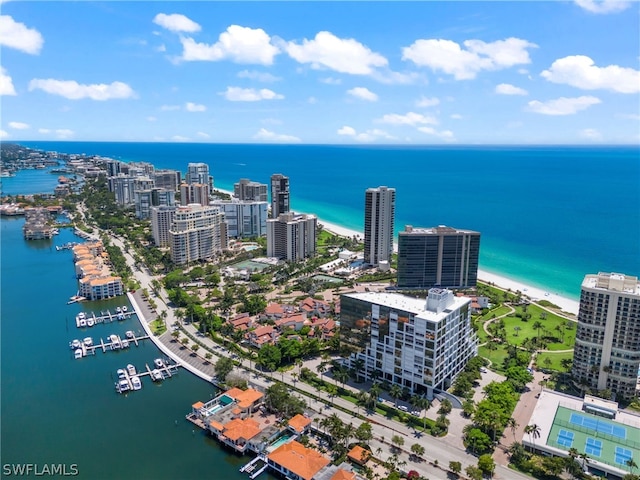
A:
[74,307,134,327]
[115,359,180,393]
[69,331,151,358]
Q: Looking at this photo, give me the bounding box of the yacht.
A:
[131,376,142,390]
[126,364,137,376]
[70,339,81,349]
[115,306,121,313]
[86,318,95,327]
[109,334,121,349]
[121,339,130,348]
[154,358,165,369]
[151,369,163,381]
[117,379,130,393]
[125,330,134,339]
[117,313,125,321]
[74,348,83,359]
[117,369,126,379]
[83,337,93,347]
[122,306,128,313]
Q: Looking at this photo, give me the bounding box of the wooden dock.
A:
[115,360,180,393]
[70,332,151,358]
[75,308,134,328]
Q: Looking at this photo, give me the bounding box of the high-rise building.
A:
[234,178,268,202]
[340,288,477,398]
[397,225,481,289]
[571,272,640,400]
[266,212,316,261]
[186,162,212,187]
[364,186,395,266]
[210,199,268,238]
[270,174,290,218]
[153,169,181,191]
[135,188,176,219]
[169,204,226,265]
[108,175,136,205]
[180,183,210,206]
[151,205,176,247]
[105,159,123,177]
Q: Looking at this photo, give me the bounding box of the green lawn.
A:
[502,304,576,350]
[478,344,509,371]
[535,351,573,372]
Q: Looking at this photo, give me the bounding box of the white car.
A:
[399,405,408,412]
[480,367,488,373]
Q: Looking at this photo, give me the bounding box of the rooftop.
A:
[267,440,330,480]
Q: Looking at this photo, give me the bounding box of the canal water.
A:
[1,187,275,478]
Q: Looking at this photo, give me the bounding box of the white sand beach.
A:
[317,219,580,316]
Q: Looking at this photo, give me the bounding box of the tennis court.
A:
[570,412,627,439]
[556,429,574,447]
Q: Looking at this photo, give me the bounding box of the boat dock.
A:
[56,242,79,251]
[75,307,134,328]
[115,359,179,393]
[240,456,268,479]
[70,331,150,358]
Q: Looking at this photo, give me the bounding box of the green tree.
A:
[389,384,403,408]
[257,343,282,371]
[449,461,462,475]
[355,421,373,443]
[465,465,483,480]
[524,424,541,451]
[477,454,495,477]
[410,443,425,459]
[391,434,404,452]
[411,394,431,431]
[215,356,234,382]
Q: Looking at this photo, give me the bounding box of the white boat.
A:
[126,364,136,376]
[117,313,125,320]
[115,306,121,313]
[109,334,121,349]
[74,348,83,359]
[122,306,128,313]
[154,358,164,369]
[151,369,163,381]
[78,318,87,328]
[125,331,134,339]
[121,339,129,348]
[131,376,142,390]
[70,339,81,349]
[117,369,127,379]
[87,318,95,327]
[117,379,130,393]
[83,337,93,347]
[78,312,86,320]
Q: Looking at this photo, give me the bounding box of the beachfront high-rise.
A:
[234,178,268,202]
[571,272,640,400]
[340,288,478,398]
[397,225,481,289]
[266,212,317,261]
[270,174,290,219]
[180,183,210,207]
[169,204,226,265]
[151,205,176,247]
[186,162,212,187]
[210,198,268,238]
[364,186,395,266]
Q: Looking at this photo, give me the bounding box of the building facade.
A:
[186,162,211,187]
[571,272,640,400]
[150,205,176,247]
[234,178,268,202]
[180,182,210,206]
[340,289,477,398]
[266,212,316,261]
[153,169,181,191]
[397,225,481,289]
[108,175,136,205]
[135,188,175,220]
[270,174,290,218]
[169,204,226,265]
[364,186,395,266]
[210,199,268,238]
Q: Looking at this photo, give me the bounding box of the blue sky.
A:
[1,1,639,144]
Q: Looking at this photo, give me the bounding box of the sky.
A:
[1,1,639,144]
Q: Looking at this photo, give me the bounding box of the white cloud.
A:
[337,126,357,136]
[153,13,201,33]
[579,128,604,140]
[171,135,190,141]
[495,83,528,95]
[180,25,279,65]
[574,0,630,14]
[307,96,318,104]
[541,55,640,93]
[146,116,157,122]
[376,112,438,126]
[156,44,166,53]
[416,96,440,108]
[38,128,50,134]
[261,118,283,125]
[253,128,301,143]
[417,126,455,140]
[160,104,181,111]
[237,70,281,82]
[8,121,29,129]
[0,15,43,54]
[371,70,422,85]
[0,129,8,139]
[28,79,136,100]
[285,31,388,75]
[347,87,378,102]
[185,102,206,112]
[197,132,210,139]
[0,67,16,95]
[402,37,537,80]
[56,129,74,139]
[222,87,284,102]
[450,114,463,120]
[320,77,342,85]
[527,96,601,115]
[618,113,640,120]
[336,125,396,142]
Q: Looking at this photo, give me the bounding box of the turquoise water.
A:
[0,216,275,479]
[14,142,640,299]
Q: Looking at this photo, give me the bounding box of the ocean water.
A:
[0,217,274,479]
[14,141,640,300]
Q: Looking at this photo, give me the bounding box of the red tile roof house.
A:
[263,302,296,320]
[274,312,307,331]
[267,440,331,480]
[231,314,253,331]
[246,325,279,348]
[309,318,337,340]
[299,297,331,317]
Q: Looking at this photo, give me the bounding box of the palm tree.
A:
[333,366,349,389]
[507,417,519,442]
[625,458,638,475]
[316,361,327,380]
[389,384,403,408]
[411,394,431,431]
[524,424,541,452]
[578,452,590,471]
[353,358,366,382]
[532,321,543,341]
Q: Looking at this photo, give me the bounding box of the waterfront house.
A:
[287,414,312,435]
[267,440,330,480]
[346,445,371,466]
